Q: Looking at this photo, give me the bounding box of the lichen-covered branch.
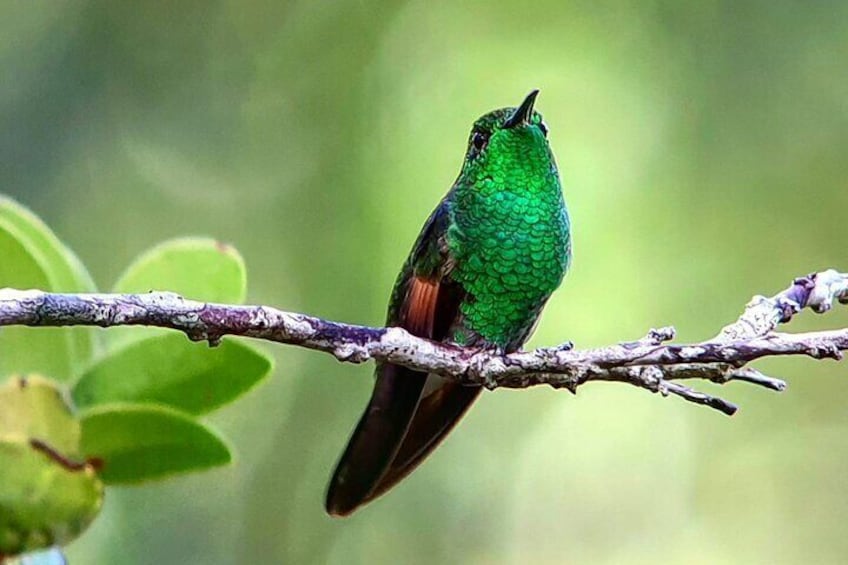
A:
[1,269,846,416]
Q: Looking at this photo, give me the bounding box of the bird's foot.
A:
[465,344,507,389]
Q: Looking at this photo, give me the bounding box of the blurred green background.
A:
[3,1,848,563]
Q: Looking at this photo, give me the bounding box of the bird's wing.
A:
[325,199,477,516]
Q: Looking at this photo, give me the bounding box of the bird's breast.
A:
[448,187,570,348]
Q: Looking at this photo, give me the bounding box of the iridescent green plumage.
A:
[326,91,571,516]
[449,106,570,348]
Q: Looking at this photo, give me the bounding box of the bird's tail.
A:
[325,363,427,517]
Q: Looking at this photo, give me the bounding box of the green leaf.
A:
[0,224,67,380]
[79,404,232,484]
[0,376,102,556]
[71,334,272,415]
[0,197,96,294]
[0,376,102,557]
[0,375,80,457]
[0,438,103,557]
[113,237,246,302]
[0,197,99,381]
[108,237,247,349]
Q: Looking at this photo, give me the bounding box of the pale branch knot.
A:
[0,267,847,416]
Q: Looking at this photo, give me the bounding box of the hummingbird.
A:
[326,90,571,516]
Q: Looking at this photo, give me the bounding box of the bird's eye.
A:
[538,121,549,137]
[471,130,489,152]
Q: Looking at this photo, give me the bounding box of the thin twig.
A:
[0,269,846,415]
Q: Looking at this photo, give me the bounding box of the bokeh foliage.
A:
[0,200,271,558]
[3,1,848,564]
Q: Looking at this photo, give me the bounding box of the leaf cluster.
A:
[0,198,272,559]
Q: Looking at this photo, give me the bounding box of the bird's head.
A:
[459,90,556,188]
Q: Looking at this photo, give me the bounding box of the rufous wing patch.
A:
[401,277,439,338]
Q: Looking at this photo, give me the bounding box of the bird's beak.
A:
[503,89,540,129]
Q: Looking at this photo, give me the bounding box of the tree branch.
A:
[1,269,846,416]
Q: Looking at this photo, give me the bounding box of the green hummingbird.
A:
[326,90,571,516]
